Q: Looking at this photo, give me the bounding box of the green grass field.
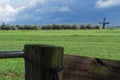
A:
[0,29,120,80]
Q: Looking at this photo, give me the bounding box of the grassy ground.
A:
[0,29,120,79]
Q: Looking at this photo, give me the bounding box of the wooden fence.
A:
[63,55,120,80]
[0,44,120,80]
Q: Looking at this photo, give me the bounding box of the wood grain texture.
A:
[24,44,64,80]
[63,54,120,80]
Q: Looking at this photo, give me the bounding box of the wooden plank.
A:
[63,54,120,80]
[24,44,64,80]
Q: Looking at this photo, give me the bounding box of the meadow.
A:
[0,29,120,80]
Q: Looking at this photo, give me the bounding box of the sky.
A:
[0,0,120,26]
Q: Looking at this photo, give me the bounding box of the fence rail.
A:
[0,44,120,80]
[0,51,24,58]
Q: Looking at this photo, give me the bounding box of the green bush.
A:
[10,25,17,30]
[94,24,100,29]
[80,24,86,29]
[86,24,93,29]
[0,22,102,30]
[71,24,78,29]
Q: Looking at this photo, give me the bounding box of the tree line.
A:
[0,22,101,30]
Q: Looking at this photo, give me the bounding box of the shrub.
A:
[80,24,86,29]
[61,24,69,29]
[86,24,93,29]
[1,22,6,30]
[71,24,78,29]
[10,25,17,30]
[94,24,100,29]
[33,25,40,30]
[46,24,52,30]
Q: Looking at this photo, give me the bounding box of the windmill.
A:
[98,18,109,29]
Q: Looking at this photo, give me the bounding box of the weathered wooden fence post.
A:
[24,44,64,80]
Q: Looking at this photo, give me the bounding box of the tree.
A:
[80,24,86,29]
[71,24,78,29]
[33,25,39,30]
[11,25,17,30]
[94,24,100,29]
[1,22,6,30]
[86,24,93,29]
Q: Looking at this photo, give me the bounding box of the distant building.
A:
[98,18,109,29]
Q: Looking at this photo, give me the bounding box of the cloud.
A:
[59,6,70,12]
[0,0,73,23]
[96,0,120,8]
[0,5,17,22]
[0,0,44,22]
[29,0,44,6]
[0,0,10,6]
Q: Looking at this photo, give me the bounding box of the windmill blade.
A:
[105,22,109,24]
